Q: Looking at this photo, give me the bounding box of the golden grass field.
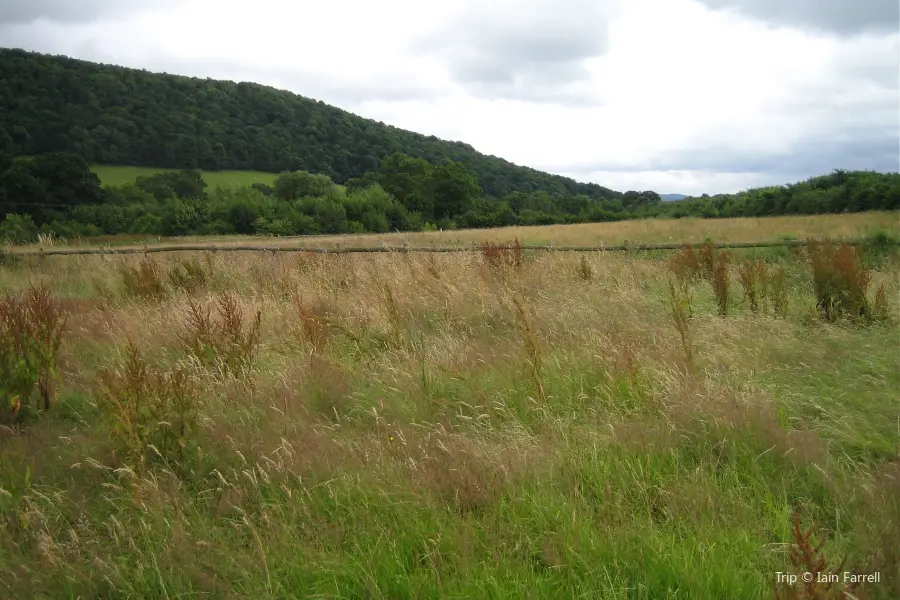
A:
[1,213,898,598]
[15,211,900,253]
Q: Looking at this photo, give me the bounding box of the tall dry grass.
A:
[0,220,898,599]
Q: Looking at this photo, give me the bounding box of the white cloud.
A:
[0,0,897,196]
[411,0,622,104]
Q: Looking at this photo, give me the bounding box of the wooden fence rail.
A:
[5,238,894,257]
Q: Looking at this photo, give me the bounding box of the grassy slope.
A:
[1,216,898,599]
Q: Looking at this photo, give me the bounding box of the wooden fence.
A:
[1,239,880,257]
[5,238,892,257]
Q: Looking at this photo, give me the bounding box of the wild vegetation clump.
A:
[805,239,885,322]
[711,249,731,316]
[0,283,67,423]
[666,238,892,324]
[576,255,594,281]
[738,259,766,313]
[669,242,703,282]
[768,263,790,317]
[773,513,869,600]
[99,341,200,473]
[120,255,167,300]
[668,278,694,372]
[669,241,730,316]
[179,292,261,377]
[478,237,525,272]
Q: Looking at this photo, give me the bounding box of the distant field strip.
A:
[12,238,896,257]
[90,165,282,187]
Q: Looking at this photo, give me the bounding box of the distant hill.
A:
[0,48,620,201]
[661,193,689,201]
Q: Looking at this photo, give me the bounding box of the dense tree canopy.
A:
[373,152,482,221]
[0,152,104,223]
[0,48,620,201]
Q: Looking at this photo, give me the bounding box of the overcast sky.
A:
[0,0,897,195]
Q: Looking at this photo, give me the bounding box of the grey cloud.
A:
[543,106,899,181]
[413,1,616,105]
[451,53,591,87]
[833,35,900,88]
[550,124,899,183]
[0,0,179,24]
[662,128,898,175]
[448,59,605,106]
[695,0,899,36]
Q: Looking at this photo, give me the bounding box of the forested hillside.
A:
[0,48,619,200]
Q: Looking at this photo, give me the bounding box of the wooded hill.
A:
[1,48,897,245]
[0,48,619,201]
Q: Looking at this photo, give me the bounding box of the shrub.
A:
[0,284,67,422]
[668,280,694,372]
[711,251,731,317]
[576,255,594,281]
[669,243,703,283]
[767,264,790,318]
[738,259,767,313]
[121,256,167,300]
[99,342,200,472]
[806,240,873,321]
[699,240,716,278]
[253,216,294,236]
[180,293,262,377]
[479,238,524,272]
[669,242,731,316]
[0,214,38,245]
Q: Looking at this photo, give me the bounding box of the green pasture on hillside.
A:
[91,165,281,188]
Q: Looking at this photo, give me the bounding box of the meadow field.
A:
[1,215,898,598]
[16,210,900,252]
[91,165,282,188]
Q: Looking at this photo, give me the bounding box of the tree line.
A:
[665,170,899,218]
[0,151,896,245]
